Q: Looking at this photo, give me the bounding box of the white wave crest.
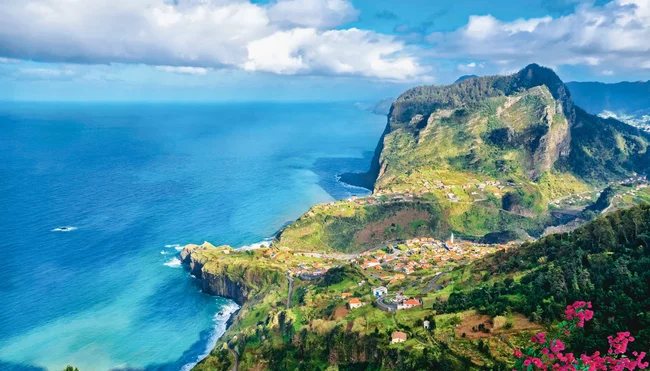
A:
[163,257,182,268]
[165,243,181,248]
[238,238,273,251]
[51,226,77,232]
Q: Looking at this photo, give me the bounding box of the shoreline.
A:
[181,299,240,371]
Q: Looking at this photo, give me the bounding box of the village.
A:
[333,178,515,207]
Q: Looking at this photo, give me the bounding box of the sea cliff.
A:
[180,242,287,305]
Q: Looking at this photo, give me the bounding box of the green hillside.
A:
[194,204,650,371]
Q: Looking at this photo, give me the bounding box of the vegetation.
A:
[437,203,650,355]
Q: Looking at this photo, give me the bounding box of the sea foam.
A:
[163,257,182,268]
[238,238,273,251]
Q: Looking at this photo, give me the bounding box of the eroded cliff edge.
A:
[180,242,288,306]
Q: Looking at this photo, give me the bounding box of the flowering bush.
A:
[513,301,648,371]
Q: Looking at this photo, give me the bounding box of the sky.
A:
[1,0,650,101]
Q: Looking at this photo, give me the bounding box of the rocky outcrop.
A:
[180,242,286,306]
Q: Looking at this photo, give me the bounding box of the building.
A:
[373,286,388,297]
[391,331,407,344]
[341,292,352,299]
[348,298,366,309]
[423,320,430,330]
[397,298,422,310]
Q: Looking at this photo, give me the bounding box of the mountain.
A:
[370,97,395,116]
[319,65,650,251]
[455,74,479,83]
[567,80,650,130]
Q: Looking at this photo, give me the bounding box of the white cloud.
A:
[156,66,210,75]
[427,0,650,73]
[0,0,423,81]
[244,28,427,81]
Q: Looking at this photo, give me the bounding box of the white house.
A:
[373,286,388,297]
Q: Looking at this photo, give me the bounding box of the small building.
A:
[373,286,388,297]
[348,298,366,309]
[391,331,407,344]
[423,320,430,330]
[397,298,422,310]
[341,292,352,299]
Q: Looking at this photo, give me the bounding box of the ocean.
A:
[0,102,385,371]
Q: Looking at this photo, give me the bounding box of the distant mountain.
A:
[369,97,394,116]
[567,80,650,130]
[454,74,479,83]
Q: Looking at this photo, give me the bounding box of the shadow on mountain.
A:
[0,362,47,371]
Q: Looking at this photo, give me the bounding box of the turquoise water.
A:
[0,102,384,371]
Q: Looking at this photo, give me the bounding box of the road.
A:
[376,297,397,312]
[422,273,445,293]
[286,275,294,309]
[228,343,239,371]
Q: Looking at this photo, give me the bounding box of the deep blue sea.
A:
[0,102,384,371]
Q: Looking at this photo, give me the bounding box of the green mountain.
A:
[330,64,650,250]
[455,74,479,83]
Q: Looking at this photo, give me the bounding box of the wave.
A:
[165,243,181,248]
[238,237,273,251]
[160,250,172,255]
[51,226,77,232]
[181,300,240,371]
[163,257,182,268]
[335,174,372,194]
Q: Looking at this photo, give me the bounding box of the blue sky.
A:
[1,0,649,101]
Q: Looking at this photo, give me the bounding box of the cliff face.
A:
[180,242,286,306]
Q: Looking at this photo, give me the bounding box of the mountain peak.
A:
[516,64,564,90]
[454,75,479,83]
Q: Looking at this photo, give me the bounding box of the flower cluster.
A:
[564,301,594,328]
[513,301,648,371]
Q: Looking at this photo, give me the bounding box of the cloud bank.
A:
[0,0,426,81]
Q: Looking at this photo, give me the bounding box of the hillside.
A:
[302,64,650,252]
[191,203,650,371]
